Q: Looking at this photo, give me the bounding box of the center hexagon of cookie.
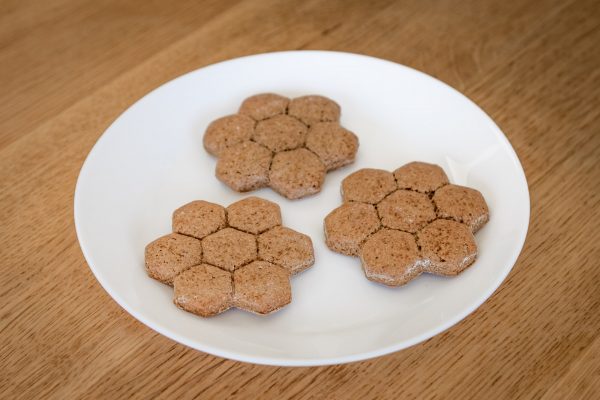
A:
[202,228,257,272]
[253,115,307,152]
[377,190,436,233]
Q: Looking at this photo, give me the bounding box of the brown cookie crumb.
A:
[226,197,282,235]
[394,161,449,193]
[258,226,315,275]
[202,228,257,272]
[253,115,308,152]
[172,200,226,239]
[417,219,477,276]
[341,168,397,204]
[233,261,291,315]
[433,184,490,232]
[377,190,436,233]
[324,202,381,256]
[173,264,233,317]
[216,141,272,192]
[305,122,358,171]
[203,114,255,156]
[360,229,424,286]
[145,233,203,285]
[239,93,289,121]
[288,95,341,126]
[268,148,326,199]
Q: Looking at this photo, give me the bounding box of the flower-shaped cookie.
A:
[324,162,489,286]
[145,197,314,316]
[204,93,359,199]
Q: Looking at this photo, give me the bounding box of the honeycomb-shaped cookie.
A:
[324,162,489,287]
[204,93,359,199]
[145,197,314,316]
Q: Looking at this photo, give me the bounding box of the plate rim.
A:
[74,50,530,366]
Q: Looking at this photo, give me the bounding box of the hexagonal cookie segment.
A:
[417,219,477,276]
[216,141,272,192]
[144,233,203,285]
[226,196,282,234]
[202,228,257,272]
[341,168,396,204]
[173,264,233,317]
[233,261,291,315]
[306,122,358,171]
[172,200,226,239]
[324,202,381,256]
[433,184,490,232]
[203,114,255,156]
[253,115,308,152]
[394,161,449,193]
[239,93,289,121]
[258,226,314,275]
[288,95,341,126]
[268,148,326,199]
[377,190,436,233]
[360,229,424,286]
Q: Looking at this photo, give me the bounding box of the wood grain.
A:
[1,0,599,398]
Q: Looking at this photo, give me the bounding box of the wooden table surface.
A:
[1,0,599,398]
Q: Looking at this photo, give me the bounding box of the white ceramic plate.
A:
[74,51,529,366]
